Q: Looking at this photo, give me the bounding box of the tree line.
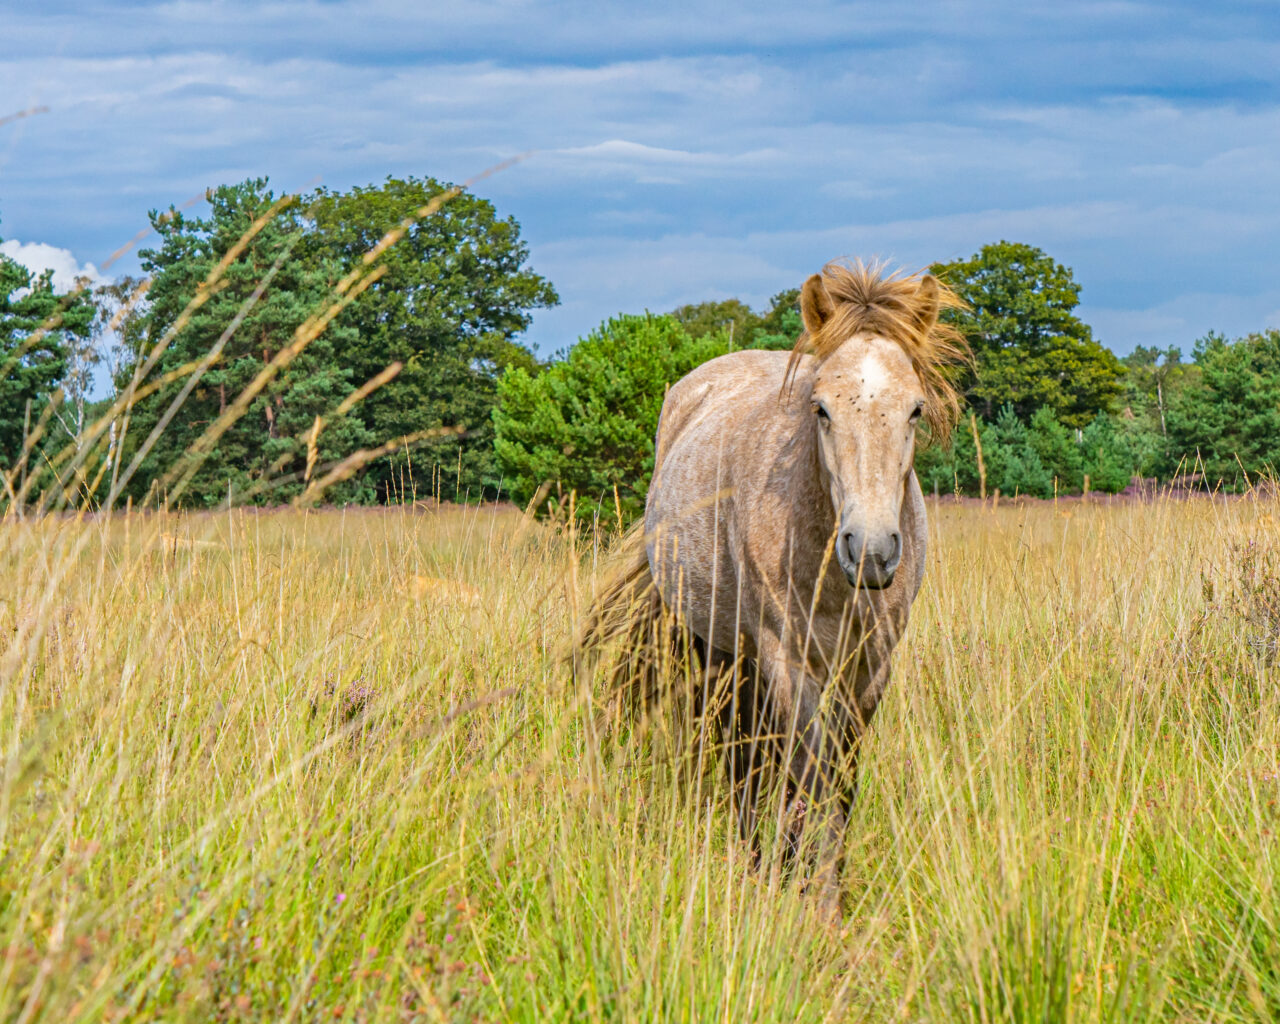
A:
[1,177,555,509]
[2,178,1276,514]
[496,241,1280,517]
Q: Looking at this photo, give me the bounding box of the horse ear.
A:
[800,274,835,335]
[914,275,940,333]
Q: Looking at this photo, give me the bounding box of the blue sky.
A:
[1,0,1278,361]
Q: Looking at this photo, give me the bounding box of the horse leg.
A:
[758,642,863,915]
[692,636,766,856]
[785,696,861,915]
[717,660,769,856]
[797,657,888,913]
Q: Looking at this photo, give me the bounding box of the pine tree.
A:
[0,242,95,474]
[118,180,371,506]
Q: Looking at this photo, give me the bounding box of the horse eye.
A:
[813,403,831,425]
[909,403,924,423]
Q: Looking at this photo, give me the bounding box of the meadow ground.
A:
[2,496,1279,1023]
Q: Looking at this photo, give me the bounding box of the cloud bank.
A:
[1,1,1277,356]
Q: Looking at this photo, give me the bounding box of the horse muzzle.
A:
[838,527,901,590]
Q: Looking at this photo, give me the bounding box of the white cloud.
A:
[557,139,745,165]
[0,239,109,293]
[545,139,784,185]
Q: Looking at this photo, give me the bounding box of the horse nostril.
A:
[886,530,902,569]
[841,531,858,564]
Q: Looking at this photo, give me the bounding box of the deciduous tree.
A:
[931,241,1122,427]
[306,176,557,502]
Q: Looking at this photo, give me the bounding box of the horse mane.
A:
[785,260,972,444]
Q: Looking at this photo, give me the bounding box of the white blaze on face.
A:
[855,347,894,397]
[812,336,921,525]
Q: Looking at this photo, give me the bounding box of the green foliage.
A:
[670,289,801,353]
[915,420,977,497]
[670,298,758,345]
[0,244,95,471]
[932,241,1123,428]
[914,406,1149,498]
[108,174,553,507]
[493,314,727,523]
[17,192,1280,510]
[1113,412,1165,483]
[985,404,1055,498]
[1080,414,1135,493]
[1165,330,1280,488]
[91,276,149,378]
[306,176,557,502]
[917,408,1066,499]
[1027,405,1083,492]
[757,287,801,342]
[913,433,952,497]
[119,179,372,506]
[1121,345,1185,431]
[1117,345,1187,477]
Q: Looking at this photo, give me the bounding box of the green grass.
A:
[2,496,1279,1022]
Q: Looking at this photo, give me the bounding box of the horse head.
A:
[794,265,967,590]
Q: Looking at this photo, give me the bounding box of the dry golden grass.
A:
[2,496,1279,1022]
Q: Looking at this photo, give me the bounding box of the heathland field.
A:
[3,497,1280,1022]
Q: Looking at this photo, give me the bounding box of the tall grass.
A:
[2,494,1278,1021]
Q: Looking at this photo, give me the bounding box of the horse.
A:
[577,261,969,911]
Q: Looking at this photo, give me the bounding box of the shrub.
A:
[1081,413,1134,493]
[1027,406,1083,493]
[986,404,1054,498]
[1165,330,1280,488]
[493,314,728,524]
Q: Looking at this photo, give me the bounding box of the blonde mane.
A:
[786,260,972,443]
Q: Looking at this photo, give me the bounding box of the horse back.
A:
[654,349,792,466]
